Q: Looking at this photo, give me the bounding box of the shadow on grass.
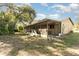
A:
[0,33,79,56]
[7,35,57,56]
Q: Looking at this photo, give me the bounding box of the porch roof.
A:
[26,18,61,27]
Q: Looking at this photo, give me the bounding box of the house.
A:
[61,17,74,34]
[26,17,74,38]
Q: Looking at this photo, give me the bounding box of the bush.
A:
[8,22,15,34]
[0,24,9,35]
[18,25,24,32]
[0,22,15,35]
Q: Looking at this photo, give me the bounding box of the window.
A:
[49,24,54,29]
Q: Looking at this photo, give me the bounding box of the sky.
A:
[0,3,79,23]
[30,3,79,23]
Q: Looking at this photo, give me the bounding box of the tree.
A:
[0,4,18,34]
[0,11,9,34]
[0,3,36,24]
[14,5,36,31]
[0,3,36,34]
[16,5,36,24]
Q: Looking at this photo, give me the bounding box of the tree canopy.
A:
[0,3,36,34]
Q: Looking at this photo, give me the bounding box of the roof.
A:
[68,17,74,25]
[26,17,74,27]
[62,17,74,25]
[26,18,61,27]
[31,20,40,24]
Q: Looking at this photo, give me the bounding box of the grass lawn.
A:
[63,33,79,47]
[0,33,79,56]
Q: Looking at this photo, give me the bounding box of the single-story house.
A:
[26,17,74,38]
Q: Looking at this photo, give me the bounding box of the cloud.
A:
[51,4,64,9]
[74,10,79,14]
[41,3,48,7]
[69,3,79,9]
[22,3,32,6]
[51,4,71,13]
[47,14,60,19]
[35,13,46,20]
[35,13,61,20]
[51,3,79,13]
[25,3,32,6]
[16,3,32,7]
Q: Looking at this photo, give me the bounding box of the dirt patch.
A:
[0,34,79,56]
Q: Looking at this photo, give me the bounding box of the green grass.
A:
[63,33,79,47]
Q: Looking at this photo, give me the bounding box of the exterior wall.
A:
[54,23,61,35]
[39,28,47,38]
[26,22,61,38]
[48,23,61,35]
[61,19,73,34]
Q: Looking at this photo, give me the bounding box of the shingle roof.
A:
[26,17,74,27]
[26,18,61,27]
[32,18,61,24]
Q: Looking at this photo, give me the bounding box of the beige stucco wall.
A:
[39,29,48,38]
[61,19,73,34]
[54,23,61,34]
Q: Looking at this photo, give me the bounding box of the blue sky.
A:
[30,3,79,23]
[0,3,79,23]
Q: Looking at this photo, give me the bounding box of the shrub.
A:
[0,24,9,35]
[18,25,24,32]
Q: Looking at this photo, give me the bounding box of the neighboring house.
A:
[26,17,74,38]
